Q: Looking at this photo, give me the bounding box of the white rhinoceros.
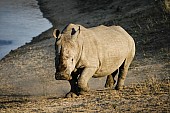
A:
[53,23,135,97]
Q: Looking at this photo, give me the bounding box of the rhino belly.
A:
[93,58,125,78]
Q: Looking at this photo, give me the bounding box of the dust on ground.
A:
[0,79,169,112]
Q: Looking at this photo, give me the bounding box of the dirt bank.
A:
[0,0,169,112]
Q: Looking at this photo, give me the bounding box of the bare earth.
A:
[0,0,170,112]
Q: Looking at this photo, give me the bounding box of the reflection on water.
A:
[0,40,12,45]
[0,0,52,59]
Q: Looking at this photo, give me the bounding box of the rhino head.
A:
[53,24,81,80]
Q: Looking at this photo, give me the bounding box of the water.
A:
[0,0,52,59]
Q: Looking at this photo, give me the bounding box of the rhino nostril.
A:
[55,72,63,80]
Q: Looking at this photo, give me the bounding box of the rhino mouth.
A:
[55,72,72,80]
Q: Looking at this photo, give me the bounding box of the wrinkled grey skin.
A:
[53,24,135,97]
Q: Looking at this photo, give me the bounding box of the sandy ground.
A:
[0,80,169,112]
[0,0,170,112]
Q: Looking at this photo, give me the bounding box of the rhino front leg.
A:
[78,68,97,95]
[105,69,118,88]
[65,74,79,98]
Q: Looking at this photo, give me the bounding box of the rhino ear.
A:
[53,29,60,39]
[71,26,80,40]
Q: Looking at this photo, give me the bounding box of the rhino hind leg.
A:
[115,57,133,90]
[115,44,135,90]
[105,69,118,88]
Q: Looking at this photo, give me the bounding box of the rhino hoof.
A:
[105,80,116,89]
[105,84,113,89]
[79,90,88,95]
[115,85,123,90]
[65,92,78,98]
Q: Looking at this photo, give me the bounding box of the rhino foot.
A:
[115,85,124,90]
[65,92,78,98]
[78,85,90,95]
[105,74,117,89]
[79,90,88,95]
[105,80,116,89]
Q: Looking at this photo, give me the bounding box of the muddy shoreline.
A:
[0,0,52,59]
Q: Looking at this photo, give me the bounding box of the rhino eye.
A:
[71,28,76,35]
[72,59,73,62]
